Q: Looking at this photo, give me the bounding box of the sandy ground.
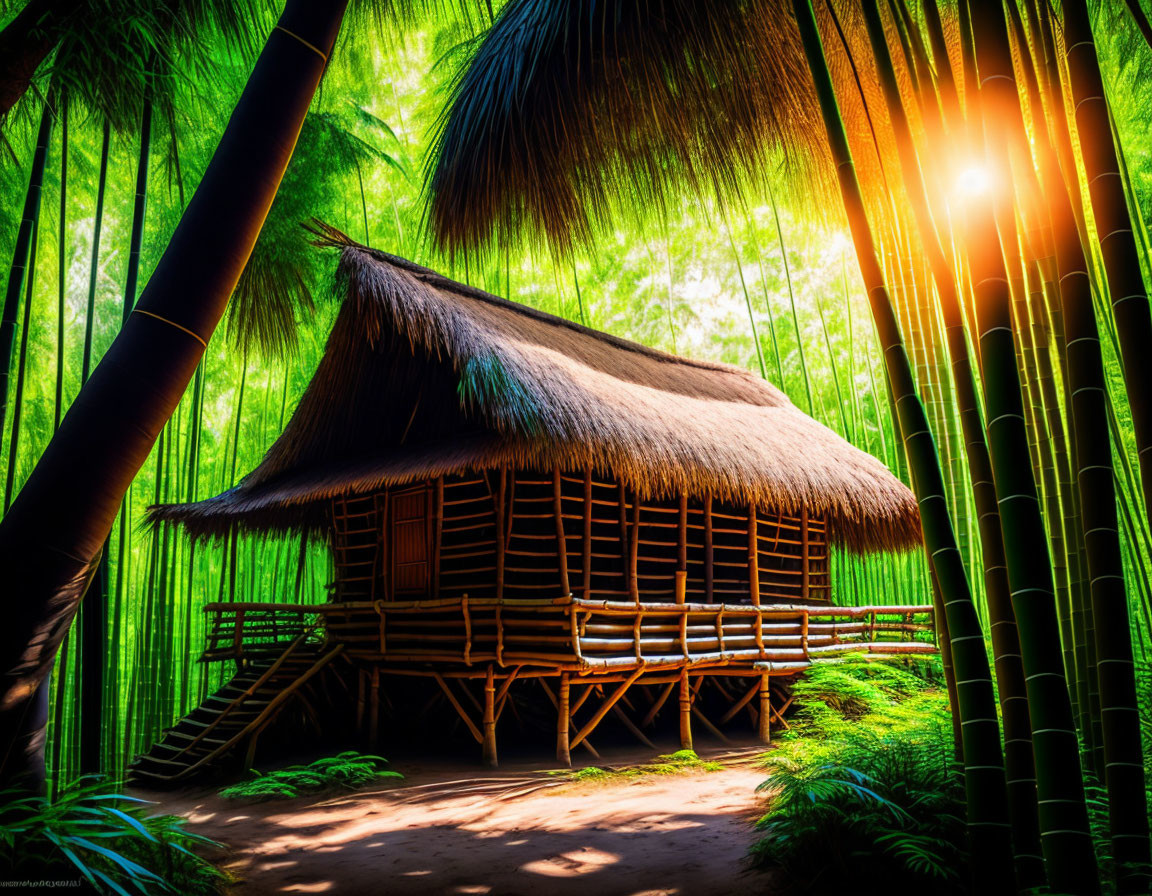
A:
[154,745,775,896]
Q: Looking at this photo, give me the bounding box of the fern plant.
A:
[218,751,402,802]
[751,659,966,894]
[0,777,228,895]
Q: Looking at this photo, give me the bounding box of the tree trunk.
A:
[0,0,349,789]
[791,2,1015,891]
[0,0,81,119]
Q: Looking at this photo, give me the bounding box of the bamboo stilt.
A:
[369,668,380,748]
[482,665,497,767]
[678,668,693,750]
[758,672,771,743]
[557,672,571,766]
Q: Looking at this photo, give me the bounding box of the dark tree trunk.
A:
[0,0,81,119]
[0,0,349,788]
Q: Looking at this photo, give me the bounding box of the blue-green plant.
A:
[0,776,227,895]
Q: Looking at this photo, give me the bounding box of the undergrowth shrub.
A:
[218,751,401,802]
[0,776,228,895]
[751,657,965,895]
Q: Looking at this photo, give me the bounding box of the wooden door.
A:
[390,485,430,596]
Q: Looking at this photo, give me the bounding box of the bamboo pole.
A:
[582,470,592,599]
[495,468,506,600]
[704,495,714,604]
[758,673,771,743]
[553,469,570,597]
[678,668,692,750]
[800,506,810,600]
[482,665,497,767]
[629,493,640,604]
[557,672,571,766]
[433,477,443,597]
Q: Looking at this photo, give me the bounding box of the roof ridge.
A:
[352,245,766,384]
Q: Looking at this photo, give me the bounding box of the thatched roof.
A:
[152,230,920,553]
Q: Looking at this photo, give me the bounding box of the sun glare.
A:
[955,164,993,199]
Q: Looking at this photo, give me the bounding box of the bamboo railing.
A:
[201,597,934,673]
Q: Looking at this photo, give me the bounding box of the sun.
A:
[955,164,993,199]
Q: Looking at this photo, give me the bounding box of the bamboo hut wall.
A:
[329,468,832,604]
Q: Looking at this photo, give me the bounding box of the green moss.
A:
[552,749,723,784]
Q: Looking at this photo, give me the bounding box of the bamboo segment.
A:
[704,495,714,603]
[369,668,380,748]
[800,507,809,600]
[747,504,760,606]
[557,672,571,766]
[758,673,770,744]
[582,470,592,599]
[553,469,570,597]
[678,668,692,750]
[482,665,497,767]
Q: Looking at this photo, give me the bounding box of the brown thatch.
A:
[426,0,833,259]
[152,229,920,553]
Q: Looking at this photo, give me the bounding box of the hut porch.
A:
[126,597,932,785]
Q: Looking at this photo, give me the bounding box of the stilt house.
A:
[131,234,933,785]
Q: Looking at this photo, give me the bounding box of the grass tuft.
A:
[218,751,402,803]
[551,749,723,784]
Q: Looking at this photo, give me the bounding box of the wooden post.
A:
[495,467,506,600]
[379,490,390,601]
[800,505,810,600]
[557,672,572,767]
[704,495,714,603]
[369,667,380,748]
[553,469,571,597]
[432,476,444,597]
[482,665,498,767]
[629,492,640,604]
[758,673,771,744]
[582,470,592,599]
[748,504,760,606]
[678,668,693,751]
[676,492,688,603]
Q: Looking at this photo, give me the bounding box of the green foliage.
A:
[217,751,402,802]
[0,776,228,896]
[552,749,723,784]
[751,660,966,895]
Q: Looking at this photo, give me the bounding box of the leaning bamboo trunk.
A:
[0,0,350,787]
[791,3,1014,890]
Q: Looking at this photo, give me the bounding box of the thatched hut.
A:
[131,235,931,785]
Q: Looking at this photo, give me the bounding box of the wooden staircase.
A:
[128,631,343,788]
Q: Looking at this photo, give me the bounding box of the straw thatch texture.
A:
[152,231,920,553]
[427,0,832,259]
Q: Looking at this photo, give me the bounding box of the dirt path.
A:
[159,746,775,896]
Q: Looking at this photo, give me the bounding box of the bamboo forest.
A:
[2,0,1152,894]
